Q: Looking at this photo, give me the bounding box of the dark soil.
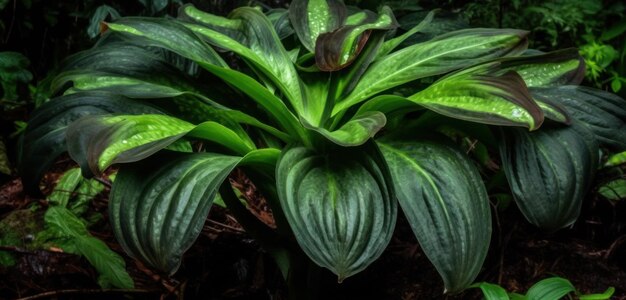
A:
[0,163,625,300]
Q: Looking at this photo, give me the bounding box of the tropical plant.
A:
[17,0,626,296]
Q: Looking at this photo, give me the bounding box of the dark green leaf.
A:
[499,123,599,231]
[496,49,585,87]
[379,140,491,293]
[88,5,121,38]
[103,17,227,68]
[276,143,397,281]
[531,86,626,150]
[18,92,163,194]
[110,149,277,274]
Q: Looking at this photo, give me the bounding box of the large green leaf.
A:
[179,6,305,120]
[18,92,163,194]
[379,140,491,293]
[66,114,255,177]
[103,17,227,68]
[499,122,599,231]
[358,69,544,130]
[288,0,347,53]
[276,143,397,281]
[336,28,529,112]
[110,149,278,274]
[531,86,626,150]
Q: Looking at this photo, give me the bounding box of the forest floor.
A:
[0,162,625,300]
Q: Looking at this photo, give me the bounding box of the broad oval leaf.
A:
[66,114,255,177]
[499,122,599,231]
[110,151,241,274]
[276,143,397,281]
[18,92,163,194]
[531,86,626,151]
[336,28,529,112]
[473,282,510,300]
[379,140,491,293]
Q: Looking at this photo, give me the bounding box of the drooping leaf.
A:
[276,143,397,281]
[103,17,227,68]
[304,111,386,146]
[179,6,306,120]
[379,140,491,293]
[314,6,398,71]
[336,28,529,112]
[495,48,585,87]
[525,277,575,300]
[358,69,544,130]
[499,123,599,231]
[531,86,626,150]
[18,92,163,194]
[288,0,347,53]
[66,114,255,177]
[110,149,278,274]
[44,206,134,289]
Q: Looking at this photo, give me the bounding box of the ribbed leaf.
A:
[276,143,397,281]
[315,6,398,71]
[289,0,347,53]
[526,277,575,300]
[103,18,227,67]
[110,152,234,274]
[379,140,491,293]
[18,92,163,194]
[180,6,305,118]
[499,123,599,231]
[531,86,626,150]
[336,28,529,112]
[66,114,255,177]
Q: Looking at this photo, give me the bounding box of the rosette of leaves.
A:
[18,0,626,295]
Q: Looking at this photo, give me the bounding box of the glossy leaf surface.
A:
[337,28,529,111]
[379,140,491,293]
[276,144,397,281]
[289,0,346,53]
[499,123,599,231]
[531,86,626,150]
[66,114,254,177]
[110,152,240,274]
[18,92,163,193]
